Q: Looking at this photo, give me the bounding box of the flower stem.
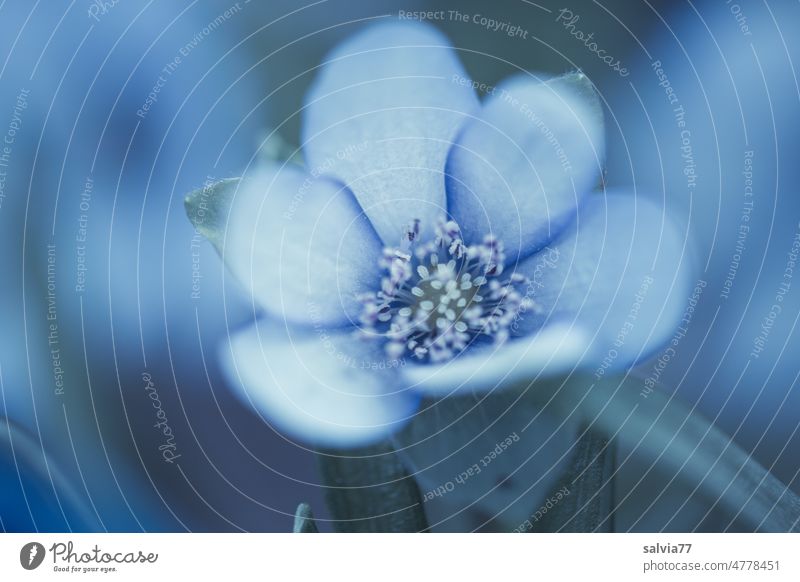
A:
[318,441,429,532]
[532,427,616,532]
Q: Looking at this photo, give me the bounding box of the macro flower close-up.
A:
[189,20,688,452]
[3,0,799,564]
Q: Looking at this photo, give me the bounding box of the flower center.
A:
[357,219,535,363]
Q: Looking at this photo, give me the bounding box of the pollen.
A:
[357,219,536,362]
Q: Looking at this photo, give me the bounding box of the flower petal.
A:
[222,322,420,447]
[224,163,383,327]
[446,72,604,261]
[403,322,592,395]
[302,20,479,245]
[515,191,692,369]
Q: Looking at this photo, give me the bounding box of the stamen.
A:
[357,219,537,362]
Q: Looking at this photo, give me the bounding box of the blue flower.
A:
[211,21,690,447]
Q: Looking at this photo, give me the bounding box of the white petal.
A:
[403,323,592,395]
[447,72,604,261]
[222,322,419,447]
[302,20,479,244]
[515,191,692,368]
[224,163,382,327]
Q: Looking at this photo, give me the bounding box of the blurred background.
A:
[0,0,798,531]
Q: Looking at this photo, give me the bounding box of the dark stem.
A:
[318,441,429,532]
[533,427,616,532]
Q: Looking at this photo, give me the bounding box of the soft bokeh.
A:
[1,0,797,532]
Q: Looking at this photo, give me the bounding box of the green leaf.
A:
[184,177,240,254]
[318,441,429,532]
[548,70,604,134]
[292,502,319,533]
[184,129,301,253]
